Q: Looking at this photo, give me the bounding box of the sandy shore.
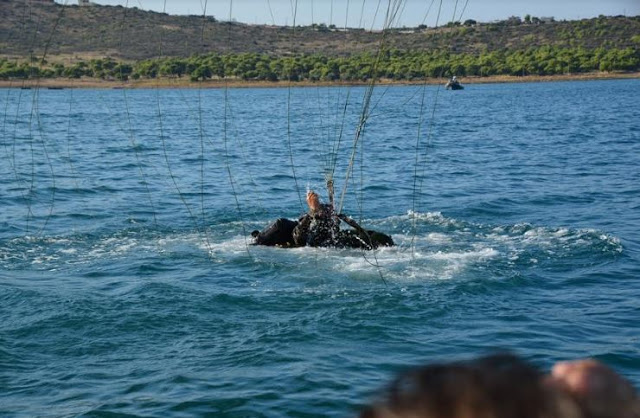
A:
[1,72,639,89]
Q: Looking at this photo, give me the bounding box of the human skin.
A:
[548,359,640,418]
[306,190,321,212]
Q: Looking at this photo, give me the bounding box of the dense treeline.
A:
[2,45,639,82]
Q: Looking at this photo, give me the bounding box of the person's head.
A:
[548,359,640,418]
[360,354,640,418]
[306,190,321,212]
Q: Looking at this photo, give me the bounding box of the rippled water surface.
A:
[1,80,640,416]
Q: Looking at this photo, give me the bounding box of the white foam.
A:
[2,212,623,281]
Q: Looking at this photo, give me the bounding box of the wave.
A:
[0,212,622,286]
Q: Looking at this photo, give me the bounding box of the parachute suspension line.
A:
[328,89,352,178]
[122,89,157,225]
[286,0,305,212]
[412,0,466,254]
[25,90,37,234]
[457,0,470,22]
[351,120,387,285]
[334,0,406,287]
[370,0,383,31]
[266,0,276,25]
[358,0,367,28]
[330,0,334,26]
[65,89,81,191]
[156,96,201,234]
[305,5,335,194]
[32,92,56,237]
[198,0,215,253]
[326,0,362,202]
[452,0,459,26]
[410,0,445,253]
[222,91,250,253]
[324,30,355,201]
[10,90,36,230]
[154,0,206,246]
[25,0,68,235]
[420,0,437,28]
[200,0,208,40]
[1,88,12,169]
[118,1,157,226]
[220,0,253,256]
[221,97,270,219]
[344,0,351,30]
[336,0,403,215]
[2,85,23,191]
[325,0,359,208]
[410,83,430,254]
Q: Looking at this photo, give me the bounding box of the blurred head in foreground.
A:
[360,354,639,418]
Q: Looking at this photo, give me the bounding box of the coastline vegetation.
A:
[2,46,639,83]
[2,1,639,85]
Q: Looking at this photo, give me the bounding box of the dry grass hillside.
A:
[1,0,639,62]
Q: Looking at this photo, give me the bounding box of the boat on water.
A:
[446,76,464,90]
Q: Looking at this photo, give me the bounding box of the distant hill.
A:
[1,0,639,61]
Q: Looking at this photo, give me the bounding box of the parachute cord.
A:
[286,0,305,212]
[197,0,214,254]
[220,97,269,219]
[119,1,157,226]
[337,86,371,215]
[266,0,276,25]
[26,1,68,235]
[358,0,367,28]
[65,89,81,191]
[458,0,470,22]
[222,0,253,256]
[3,86,22,188]
[410,82,430,256]
[154,0,208,251]
[9,90,35,228]
[452,0,459,26]
[413,0,466,256]
[32,92,55,237]
[123,88,157,225]
[411,0,443,248]
[26,90,36,233]
[337,0,405,214]
[409,0,442,254]
[223,92,250,256]
[420,0,437,27]
[335,0,407,287]
[328,89,351,182]
[325,0,357,186]
[370,0,383,31]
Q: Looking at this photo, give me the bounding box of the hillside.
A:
[1,0,639,62]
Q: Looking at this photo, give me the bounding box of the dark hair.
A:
[361,354,581,418]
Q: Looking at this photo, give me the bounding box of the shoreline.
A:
[2,72,639,89]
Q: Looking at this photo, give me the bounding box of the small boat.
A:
[445,77,464,90]
[47,86,64,90]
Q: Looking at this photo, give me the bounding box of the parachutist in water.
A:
[251,190,393,249]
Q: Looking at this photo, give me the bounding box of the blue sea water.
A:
[1,79,639,416]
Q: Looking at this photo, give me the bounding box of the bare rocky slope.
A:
[1,0,639,61]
